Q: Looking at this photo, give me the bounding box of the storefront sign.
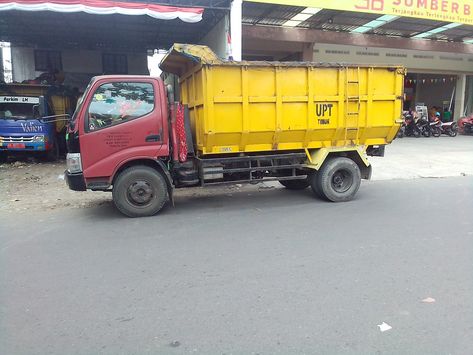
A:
[245,0,473,25]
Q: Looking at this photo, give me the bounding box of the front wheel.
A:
[45,137,59,161]
[432,127,441,137]
[113,166,168,217]
[279,178,310,190]
[311,157,361,202]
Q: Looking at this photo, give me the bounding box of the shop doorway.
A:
[404,73,456,121]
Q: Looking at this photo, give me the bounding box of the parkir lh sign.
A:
[245,0,473,25]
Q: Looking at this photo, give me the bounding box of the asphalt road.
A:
[1,177,473,355]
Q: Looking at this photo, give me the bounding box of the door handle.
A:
[145,134,161,142]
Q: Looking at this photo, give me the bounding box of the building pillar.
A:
[454,74,466,121]
[302,43,314,61]
[230,0,242,61]
[465,75,473,116]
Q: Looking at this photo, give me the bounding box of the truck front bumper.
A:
[0,141,47,152]
[65,170,87,191]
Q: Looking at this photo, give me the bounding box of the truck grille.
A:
[0,136,35,143]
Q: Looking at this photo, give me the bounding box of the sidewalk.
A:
[370,135,473,180]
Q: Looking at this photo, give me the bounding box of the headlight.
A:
[66,153,82,173]
[33,135,45,142]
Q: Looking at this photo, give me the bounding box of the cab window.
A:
[86,82,154,131]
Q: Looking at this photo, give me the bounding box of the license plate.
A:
[7,143,26,149]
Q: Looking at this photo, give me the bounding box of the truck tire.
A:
[45,137,59,161]
[312,157,361,202]
[113,166,168,217]
[279,178,310,190]
[309,171,324,199]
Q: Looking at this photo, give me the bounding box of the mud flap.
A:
[155,160,175,207]
[366,145,385,157]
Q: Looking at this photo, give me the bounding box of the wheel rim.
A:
[331,169,353,193]
[127,180,154,206]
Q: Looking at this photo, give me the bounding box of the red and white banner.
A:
[0,0,204,23]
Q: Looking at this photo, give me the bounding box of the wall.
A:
[312,43,473,118]
[11,46,148,90]
[313,43,473,73]
[243,38,309,60]
[200,16,228,59]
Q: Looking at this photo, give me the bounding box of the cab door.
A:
[79,78,168,181]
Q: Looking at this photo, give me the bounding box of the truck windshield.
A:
[0,103,37,120]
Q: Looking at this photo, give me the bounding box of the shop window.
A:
[87,82,154,131]
[102,53,128,74]
[34,50,62,71]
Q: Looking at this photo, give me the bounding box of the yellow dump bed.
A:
[0,83,72,133]
[160,44,404,156]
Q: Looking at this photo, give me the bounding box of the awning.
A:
[0,0,204,23]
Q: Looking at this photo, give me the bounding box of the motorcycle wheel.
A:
[422,129,431,137]
[432,127,441,137]
[448,129,457,137]
[413,129,421,138]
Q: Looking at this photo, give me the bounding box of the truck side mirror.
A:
[39,96,47,117]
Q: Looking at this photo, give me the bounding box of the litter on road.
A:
[377,322,393,332]
[421,297,436,303]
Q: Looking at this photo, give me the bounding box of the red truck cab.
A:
[66,76,173,205]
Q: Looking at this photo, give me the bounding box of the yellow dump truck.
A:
[65,44,404,217]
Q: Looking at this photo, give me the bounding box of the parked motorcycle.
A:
[429,119,442,137]
[403,113,421,137]
[458,115,473,135]
[416,117,441,137]
[439,121,458,137]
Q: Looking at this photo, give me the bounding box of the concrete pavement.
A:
[370,135,473,180]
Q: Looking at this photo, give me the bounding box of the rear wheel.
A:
[113,166,168,217]
[311,157,361,202]
[432,127,441,137]
[279,178,310,190]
